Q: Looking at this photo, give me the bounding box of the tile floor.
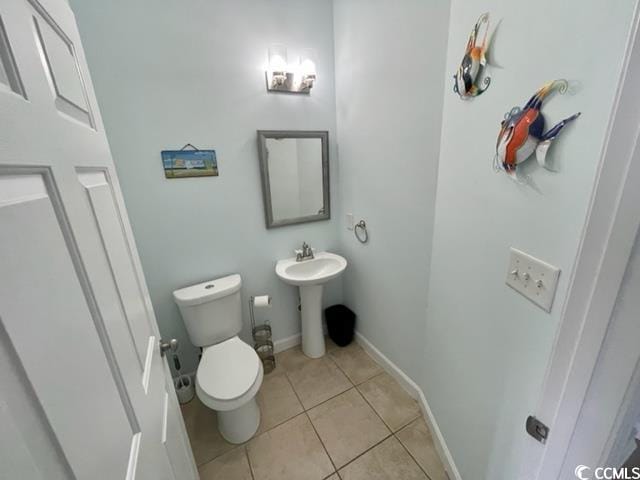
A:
[181,339,448,480]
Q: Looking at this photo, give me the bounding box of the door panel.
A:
[0,0,197,478]
[77,169,153,373]
[0,171,135,478]
[30,2,94,126]
[0,15,25,96]
[0,332,73,480]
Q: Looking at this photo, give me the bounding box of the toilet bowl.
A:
[173,274,263,444]
[195,336,263,443]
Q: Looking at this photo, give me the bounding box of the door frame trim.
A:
[521,3,640,478]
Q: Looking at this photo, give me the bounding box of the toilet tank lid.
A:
[173,274,242,307]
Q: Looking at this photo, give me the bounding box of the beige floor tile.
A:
[276,346,312,373]
[338,436,427,480]
[325,475,340,480]
[286,355,352,409]
[308,389,390,468]
[198,447,252,480]
[325,336,340,352]
[247,414,334,480]
[358,373,420,431]
[396,417,448,480]
[256,370,304,434]
[181,397,235,466]
[329,343,382,384]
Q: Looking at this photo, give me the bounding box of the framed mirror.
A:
[257,130,330,228]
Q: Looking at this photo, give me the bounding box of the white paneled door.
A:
[0,0,197,479]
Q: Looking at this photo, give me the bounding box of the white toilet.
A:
[173,274,263,444]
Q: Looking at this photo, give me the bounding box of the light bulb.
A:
[300,48,317,89]
[268,44,287,86]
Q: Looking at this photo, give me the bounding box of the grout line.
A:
[254,410,308,439]
[185,345,391,472]
[341,371,432,478]
[334,431,394,473]
[301,385,354,412]
[350,361,421,433]
[244,445,256,480]
[306,410,339,475]
[304,386,395,474]
[195,449,222,468]
[352,382,431,477]
[283,371,339,476]
[360,369,386,383]
[279,354,355,412]
[352,386,395,434]
[327,345,384,387]
[393,430,433,480]
[394,413,422,433]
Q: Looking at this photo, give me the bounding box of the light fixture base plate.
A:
[265,72,312,94]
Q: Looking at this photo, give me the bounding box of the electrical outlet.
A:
[346,213,354,230]
[505,248,560,312]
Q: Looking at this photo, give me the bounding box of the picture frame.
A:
[161,149,218,179]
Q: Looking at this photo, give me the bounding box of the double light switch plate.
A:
[506,248,560,312]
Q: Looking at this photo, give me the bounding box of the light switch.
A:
[505,248,560,312]
[346,213,354,230]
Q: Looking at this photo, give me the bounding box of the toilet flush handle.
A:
[160,338,179,356]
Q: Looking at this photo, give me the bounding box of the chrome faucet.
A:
[296,242,315,262]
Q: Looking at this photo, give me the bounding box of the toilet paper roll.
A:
[253,295,272,308]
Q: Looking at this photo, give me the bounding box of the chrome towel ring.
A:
[354,220,369,244]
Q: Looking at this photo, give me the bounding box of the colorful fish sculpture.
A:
[453,13,491,99]
[494,79,581,178]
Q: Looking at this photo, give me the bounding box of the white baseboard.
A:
[273,333,301,353]
[260,329,462,479]
[354,331,419,400]
[273,324,328,354]
[354,331,462,480]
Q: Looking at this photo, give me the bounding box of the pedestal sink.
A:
[276,252,347,358]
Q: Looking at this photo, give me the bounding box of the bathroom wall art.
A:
[161,146,218,179]
[453,13,492,99]
[494,79,580,180]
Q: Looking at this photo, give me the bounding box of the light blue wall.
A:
[72,1,638,478]
[71,0,342,375]
[425,1,638,479]
[332,0,450,387]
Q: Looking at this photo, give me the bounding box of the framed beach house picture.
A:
[161,149,218,179]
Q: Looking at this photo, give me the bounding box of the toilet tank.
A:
[173,274,242,347]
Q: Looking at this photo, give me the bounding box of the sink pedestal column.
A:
[299,285,326,358]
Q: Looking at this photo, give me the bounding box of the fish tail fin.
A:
[484,18,502,67]
[539,79,569,99]
[479,13,490,48]
[527,79,570,110]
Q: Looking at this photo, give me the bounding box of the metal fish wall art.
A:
[453,13,492,99]
[494,79,581,180]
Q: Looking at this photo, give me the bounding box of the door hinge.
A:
[526,416,550,444]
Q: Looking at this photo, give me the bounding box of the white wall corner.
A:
[354,331,462,480]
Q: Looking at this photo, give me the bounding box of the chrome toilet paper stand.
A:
[249,296,275,373]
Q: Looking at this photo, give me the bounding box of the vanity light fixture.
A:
[265,44,316,94]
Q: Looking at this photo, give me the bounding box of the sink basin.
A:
[276,252,347,286]
[276,251,347,358]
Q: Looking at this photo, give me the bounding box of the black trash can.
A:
[325,304,356,347]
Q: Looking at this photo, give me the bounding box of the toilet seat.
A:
[195,336,263,411]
